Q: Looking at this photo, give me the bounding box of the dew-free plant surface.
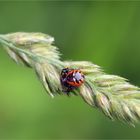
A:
[0,32,140,126]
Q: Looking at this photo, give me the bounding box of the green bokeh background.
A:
[0,1,140,139]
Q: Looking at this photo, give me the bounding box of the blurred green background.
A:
[0,1,140,139]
